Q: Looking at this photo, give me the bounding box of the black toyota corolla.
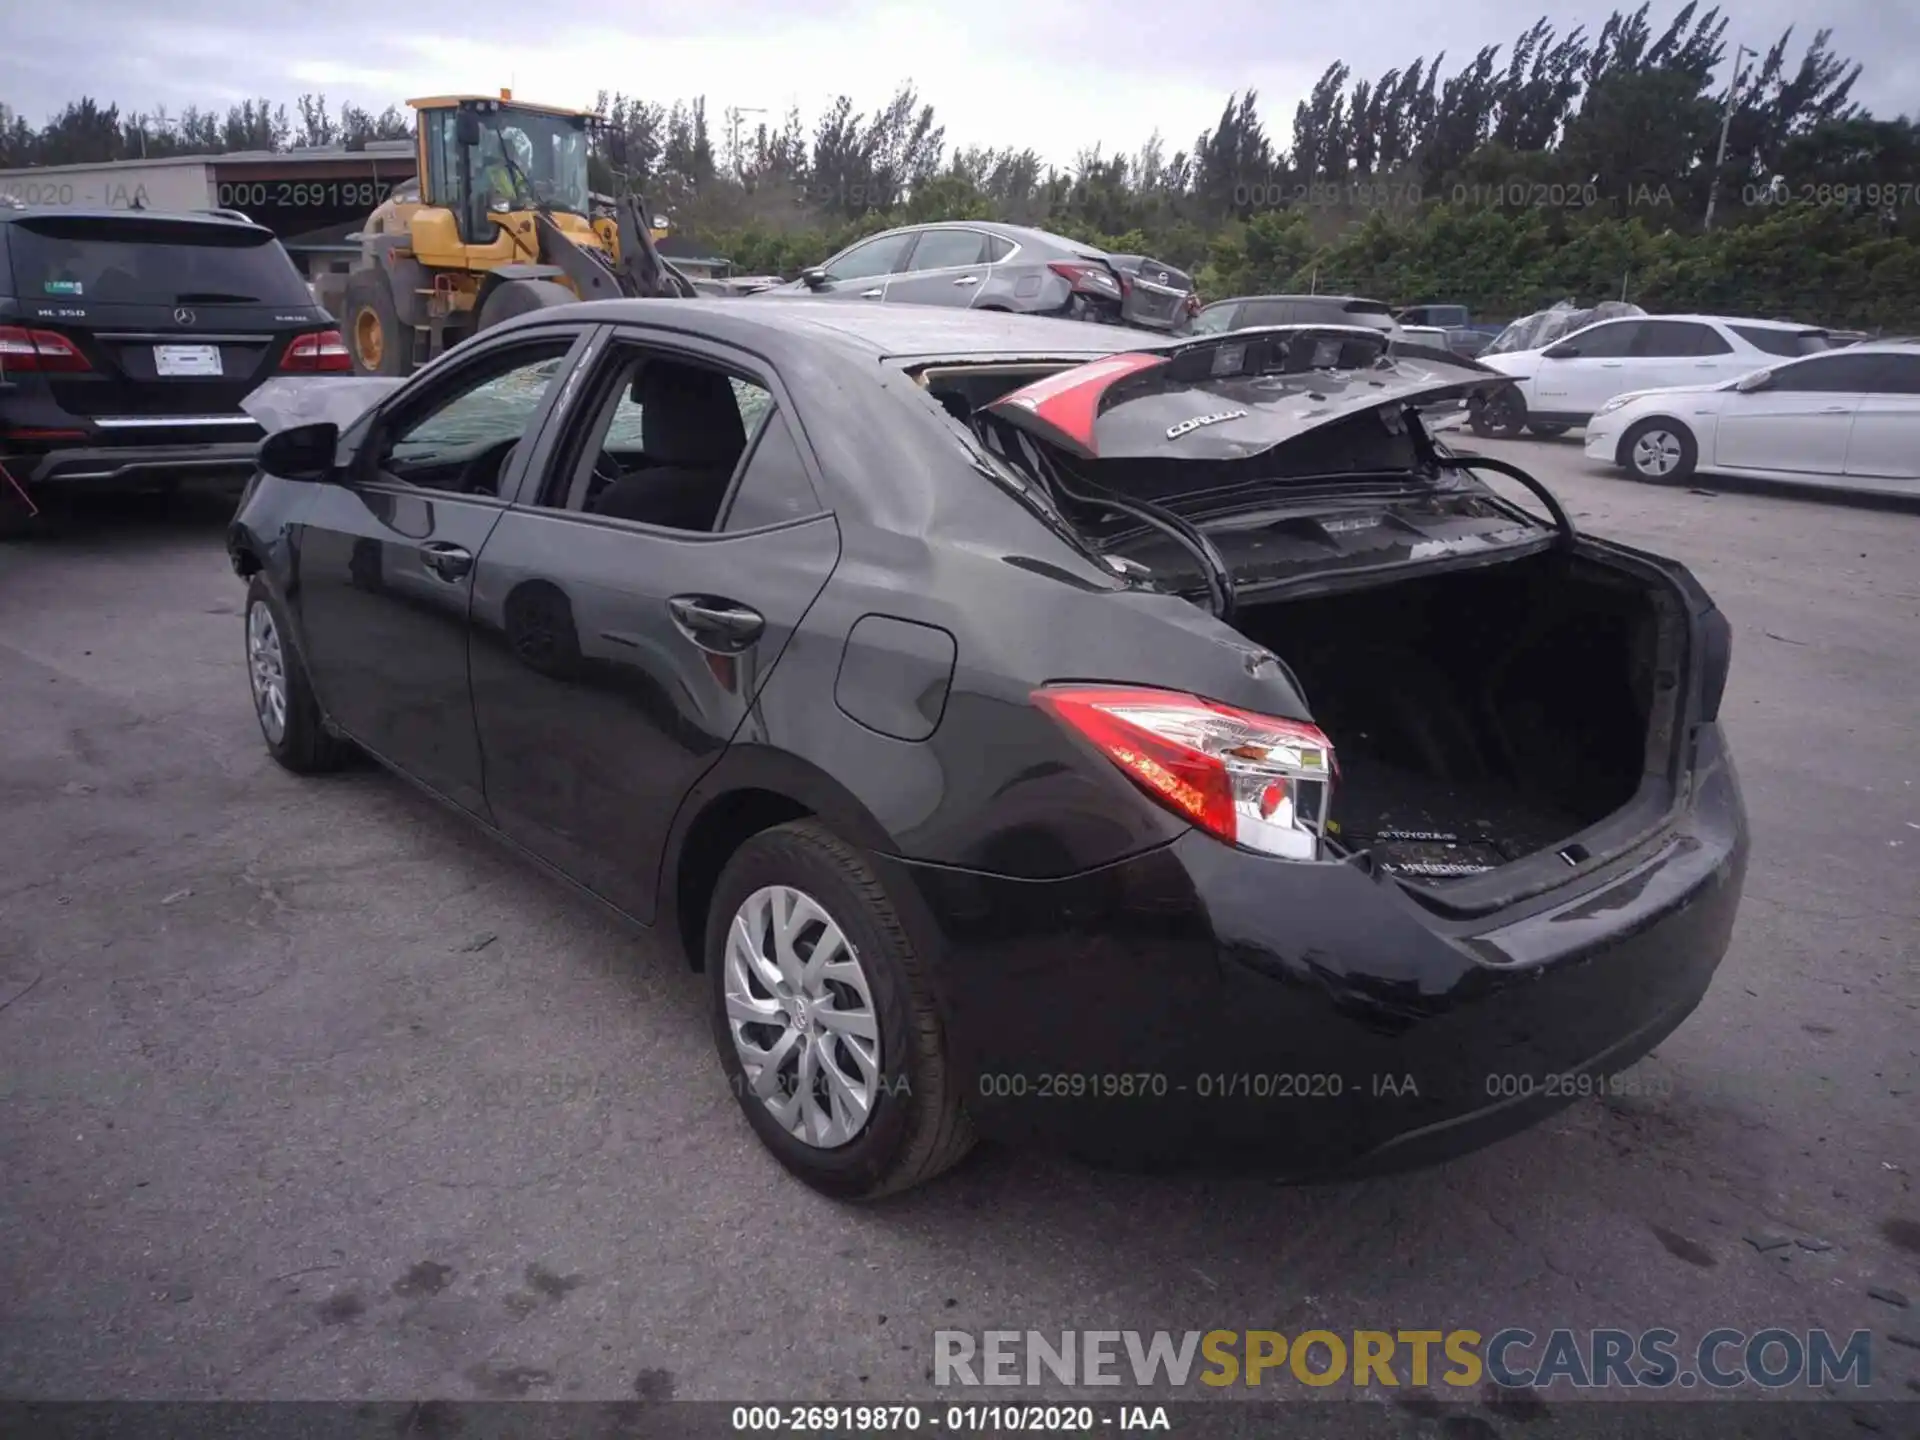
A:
[227,300,1747,1198]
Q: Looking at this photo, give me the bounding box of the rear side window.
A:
[7,217,313,306]
[1731,325,1830,357]
[1241,301,1297,327]
[907,229,988,270]
[721,410,824,531]
[1874,354,1920,394]
[1634,320,1730,356]
[985,235,1016,263]
[1341,301,1398,332]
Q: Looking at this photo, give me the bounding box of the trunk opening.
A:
[1232,549,1674,882]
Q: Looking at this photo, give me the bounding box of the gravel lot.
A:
[1,446,1916,1407]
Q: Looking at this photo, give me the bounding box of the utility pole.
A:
[1704,44,1755,232]
[729,106,768,180]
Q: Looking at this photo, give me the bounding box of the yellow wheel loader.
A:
[322,91,697,376]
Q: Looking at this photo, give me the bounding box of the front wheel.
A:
[245,577,349,774]
[1619,418,1698,484]
[706,821,974,1199]
[1469,385,1527,438]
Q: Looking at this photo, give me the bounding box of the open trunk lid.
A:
[984,326,1498,463]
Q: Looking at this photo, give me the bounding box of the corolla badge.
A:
[1166,409,1248,439]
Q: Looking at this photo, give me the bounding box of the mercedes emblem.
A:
[173,307,195,325]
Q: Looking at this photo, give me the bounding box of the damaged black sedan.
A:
[228,301,1747,1198]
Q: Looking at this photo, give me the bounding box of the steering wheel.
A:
[453,436,522,497]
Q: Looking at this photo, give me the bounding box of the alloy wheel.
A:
[722,884,882,1149]
[247,600,288,744]
[1632,428,1684,478]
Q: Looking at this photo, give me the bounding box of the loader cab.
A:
[412,94,594,246]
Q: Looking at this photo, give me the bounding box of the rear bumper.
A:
[879,722,1747,1177]
[3,440,260,491]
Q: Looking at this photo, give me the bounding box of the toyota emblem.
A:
[174,307,195,325]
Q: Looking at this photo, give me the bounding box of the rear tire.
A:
[706,820,975,1199]
[344,270,408,377]
[245,576,349,774]
[1619,418,1698,484]
[476,279,579,332]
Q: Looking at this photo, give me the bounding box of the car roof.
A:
[1575,312,1825,332]
[834,219,1082,250]
[0,205,269,229]
[553,296,1145,362]
[1207,294,1387,307]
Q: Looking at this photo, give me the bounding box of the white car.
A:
[1582,341,1920,490]
[1474,314,1831,437]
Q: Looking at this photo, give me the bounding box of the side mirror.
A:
[455,110,482,148]
[1543,343,1579,359]
[258,421,340,482]
[799,267,829,290]
[1734,370,1773,393]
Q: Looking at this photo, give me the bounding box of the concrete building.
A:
[0,142,418,279]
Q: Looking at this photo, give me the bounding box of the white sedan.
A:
[1582,341,1920,491]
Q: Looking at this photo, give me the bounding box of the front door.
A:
[290,329,590,813]
[804,231,916,301]
[1531,319,1642,416]
[468,330,840,920]
[1711,350,1884,476]
[881,228,992,308]
[1843,354,1920,480]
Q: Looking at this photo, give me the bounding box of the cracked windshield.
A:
[1,2,1916,1436]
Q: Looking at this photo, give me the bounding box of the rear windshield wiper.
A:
[174,290,259,303]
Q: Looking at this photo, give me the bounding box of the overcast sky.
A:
[2,2,1914,164]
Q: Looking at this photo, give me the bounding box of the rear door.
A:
[1843,354,1920,481]
[4,213,330,428]
[1631,319,1739,389]
[1710,350,1878,476]
[882,228,993,308]
[468,328,841,921]
[290,325,593,815]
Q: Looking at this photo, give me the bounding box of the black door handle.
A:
[668,594,765,653]
[418,542,472,581]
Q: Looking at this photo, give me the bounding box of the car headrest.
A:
[637,362,747,468]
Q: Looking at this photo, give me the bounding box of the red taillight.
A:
[1033,685,1335,859]
[280,329,351,373]
[0,325,91,373]
[1048,261,1125,300]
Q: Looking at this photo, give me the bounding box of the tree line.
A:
[3,4,1917,324]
